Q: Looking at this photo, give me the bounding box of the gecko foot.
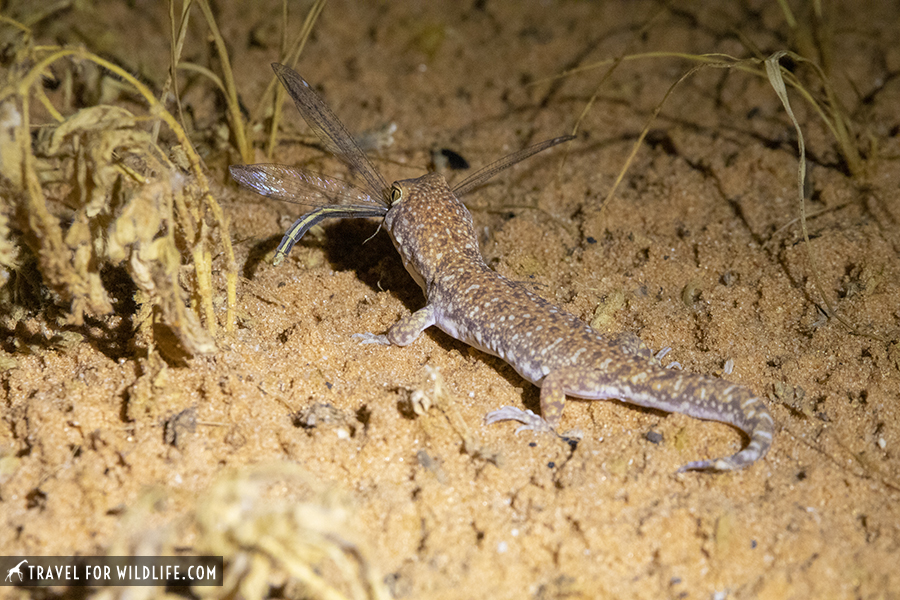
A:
[653,347,682,370]
[484,407,554,434]
[352,332,391,345]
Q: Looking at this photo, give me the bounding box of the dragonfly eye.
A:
[390,185,403,205]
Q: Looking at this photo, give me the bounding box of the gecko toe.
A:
[352,332,390,345]
[484,407,554,433]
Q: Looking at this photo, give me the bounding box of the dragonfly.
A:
[230,63,573,265]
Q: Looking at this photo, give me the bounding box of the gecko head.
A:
[383,172,482,288]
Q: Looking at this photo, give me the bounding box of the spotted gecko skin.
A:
[358,172,774,472]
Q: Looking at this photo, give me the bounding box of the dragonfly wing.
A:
[452,135,575,197]
[272,63,389,206]
[230,164,387,213]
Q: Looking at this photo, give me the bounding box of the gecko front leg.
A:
[354,304,436,346]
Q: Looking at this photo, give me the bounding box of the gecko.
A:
[231,64,774,472]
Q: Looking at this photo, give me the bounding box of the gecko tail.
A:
[677,408,774,472]
[636,368,775,472]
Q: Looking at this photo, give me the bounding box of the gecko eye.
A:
[390,185,403,205]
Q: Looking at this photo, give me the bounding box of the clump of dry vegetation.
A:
[0,0,334,362]
[88,464,390,600]
[0,26,231,360]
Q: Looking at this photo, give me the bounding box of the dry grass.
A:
[545,2,877,341]
[0,0,323,360]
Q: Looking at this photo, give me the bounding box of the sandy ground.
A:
[2,1,900,598]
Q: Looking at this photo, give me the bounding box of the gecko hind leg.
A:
[485,368,569,433]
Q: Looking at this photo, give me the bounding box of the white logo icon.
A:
[5,559,27,582]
